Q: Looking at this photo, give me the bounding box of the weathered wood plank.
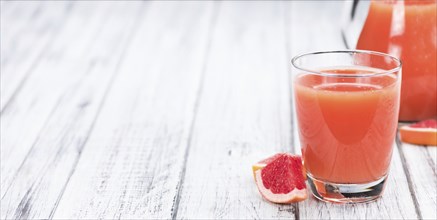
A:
[289,1,418,219]
[1,1,74,112]
[398,141,437,219]
[1,1,81,200]
[428,147,437,167]
[0,1,43,41]
[1,1,434,219]
[1,1,107,198]
[1,2,143,219]
[175,2,296,219]
[52,2,216,219]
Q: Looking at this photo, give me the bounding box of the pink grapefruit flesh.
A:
[253,153,307,204]
[252,153,283,179]
[400,119,437,146]
[252,153,306,180]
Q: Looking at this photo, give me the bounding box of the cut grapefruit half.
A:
[400,119,437,146]
[252,153,307,204]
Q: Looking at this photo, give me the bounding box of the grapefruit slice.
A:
[400,119,437,146]
[253,153,307,204]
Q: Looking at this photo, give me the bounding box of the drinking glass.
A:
[291,50,402,203]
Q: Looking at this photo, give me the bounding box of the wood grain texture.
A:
[1,2,143,219]
[1,2,106,197]
[1,1,74,112]
[175,2,296,219]
[289,1,418,219]
[1,1,435,219]
[428,147,437,167]
[398,142,437,219]
[52,2,217,219]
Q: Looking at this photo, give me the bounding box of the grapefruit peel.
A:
[400,119,437,146]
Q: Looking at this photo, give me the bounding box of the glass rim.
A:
[291,50,402,78]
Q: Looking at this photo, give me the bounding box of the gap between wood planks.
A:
[396,134,423,220]
[0,1,75,114]
[284,1,299,219]
[1,0,77,202]
[170,2,221,219]
[1,2,147,219]
[51,2,219,218]
[173,1,295,219]
[48,3,147,218]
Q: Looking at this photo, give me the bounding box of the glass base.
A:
[307,174,387,204]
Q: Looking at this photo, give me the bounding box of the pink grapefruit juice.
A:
[294,68,400,184]
[357,0,437,121]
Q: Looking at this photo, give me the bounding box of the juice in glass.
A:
[292,51,402,203]
[356,0,437,121]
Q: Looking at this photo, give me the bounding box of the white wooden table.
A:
[1,1,436,219]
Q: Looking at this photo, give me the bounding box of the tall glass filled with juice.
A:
[356,0,437,121]
[292,51,402,203]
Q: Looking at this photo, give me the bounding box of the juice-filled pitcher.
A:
[343,0,437,121]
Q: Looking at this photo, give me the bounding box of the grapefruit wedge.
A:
[400,119,437,146]
[252,153,307,204]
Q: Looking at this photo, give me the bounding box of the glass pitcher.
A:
[342,0,437,121]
